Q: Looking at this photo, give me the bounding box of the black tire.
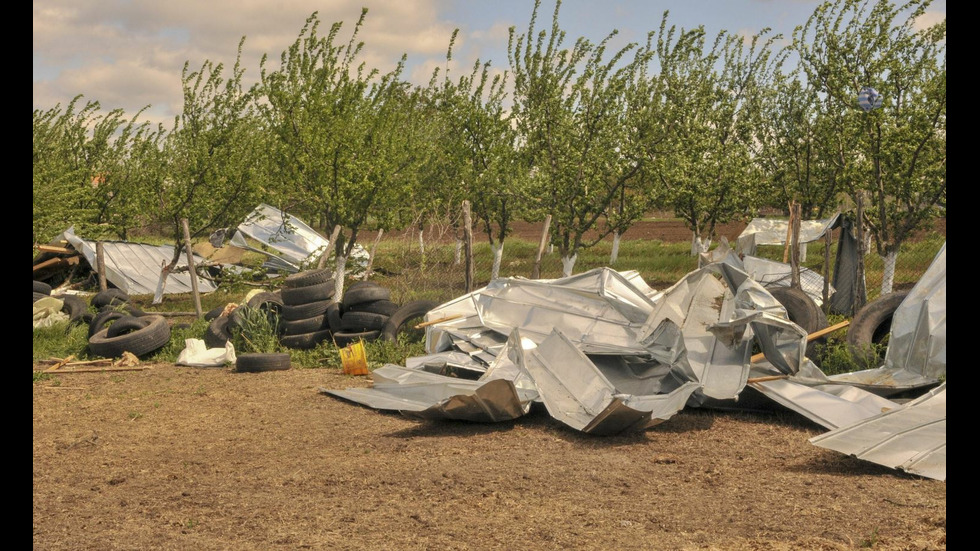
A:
[281,300,331,321]
[346,299,400,316]
[235,353,291,373]
[769,286,828,364]
[204,316,233,348]
[105,315,149,339]
[333,330,381,347]
[340,311,388,332]
[281,281,336,306]
[89,310,129,338]
[246,291,284,314]
[342,285,390,307]
[381,300,439,343]
[89,315,171,358]
[280,329,333,350]
[281,314,329,336]
[283,269,331,289]
[326,302,343,333]
[847,291,910,368]
[204,306,225,321]
[56,295,89,324]
[33,280,52,295]
[91,289,130,309]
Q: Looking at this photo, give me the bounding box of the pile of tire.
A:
[331,281,397,346]
[33,280,91,326]
[85,289,171,358]
[203,291,285,349]
[278,269,337,350]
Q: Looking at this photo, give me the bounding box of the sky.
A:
[33,0,946,126]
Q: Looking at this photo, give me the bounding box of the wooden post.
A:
[854,192,867,311]
[790,201,801,290]
[782,201,793,264]
[181,218,203,318]
[462,201,475,292]
[822,226,833,313]
[531,214,552,279]
[95,242,108,291]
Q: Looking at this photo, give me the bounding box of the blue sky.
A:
[33,0,946,126]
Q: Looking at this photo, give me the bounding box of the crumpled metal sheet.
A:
[741,255,832,307]
[828,242,946,392]
[520,329,700,435]
[748,377,899,430]
[231,204,368,272]
[810,383,946,481]
[737,214,840,246]
[322,363,534,422]
[57,227,218,296]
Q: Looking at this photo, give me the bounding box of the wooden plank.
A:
[414,314,464,329]
[749,320,850,364]
[36,245,73,254]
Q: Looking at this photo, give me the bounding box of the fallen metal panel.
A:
[810,383,946,481]
[520,329,700,434]
[58,227,217,296]
[231,204,369,272]
[737,214,840,246]
[827,242,945,392]
[741,255,831,307]
[322,364,533,422]
[748,378,900,430]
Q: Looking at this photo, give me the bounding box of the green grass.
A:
[34,231,944,371]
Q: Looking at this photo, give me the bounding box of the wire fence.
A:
[358,219,946,312]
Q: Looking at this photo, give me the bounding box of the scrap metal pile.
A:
[324,244,947,481]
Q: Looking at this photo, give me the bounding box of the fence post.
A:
[854,192,867,310]
[532,214,552,279]
[790,201,801,290]
[822,227,832,313]
[181,218,203,318]
[95,242,108,291]
[319,225,342,269]
[462,201,474,292]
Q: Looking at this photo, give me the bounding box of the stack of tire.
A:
[332,281,398,346]
[279,269,337,350]
[85,288,171,358]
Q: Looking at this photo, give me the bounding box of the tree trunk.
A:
[454,238,462,265]
[364,229,384,279]
[334,254,348,303]
[418,228,425,255]
[880,249,898,295]
[490,242,504,280]
[560,254,577,277]
[610,231,621,265]
[690,232,710,256]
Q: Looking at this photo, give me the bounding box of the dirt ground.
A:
[33,363,945,551]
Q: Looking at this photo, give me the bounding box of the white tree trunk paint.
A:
[881,249,898,295]
[610,231,621,265]
[690,232,710,255]
[491,242,504,280]
[334,254,348,303]
[418,229,425,255]
[561,254,577,277]
[800,241,808,263]
[547,244,554,254]
[454,238,463,265]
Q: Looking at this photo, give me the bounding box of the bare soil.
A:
[33,363,946,550]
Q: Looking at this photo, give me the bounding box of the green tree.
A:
[33,98,163,244]
[794,0,946,294]
[153,40,264,299]
[260,11,429,299]
[433,39,524,279]
[509,0,652,276]
[653,19,780,254]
